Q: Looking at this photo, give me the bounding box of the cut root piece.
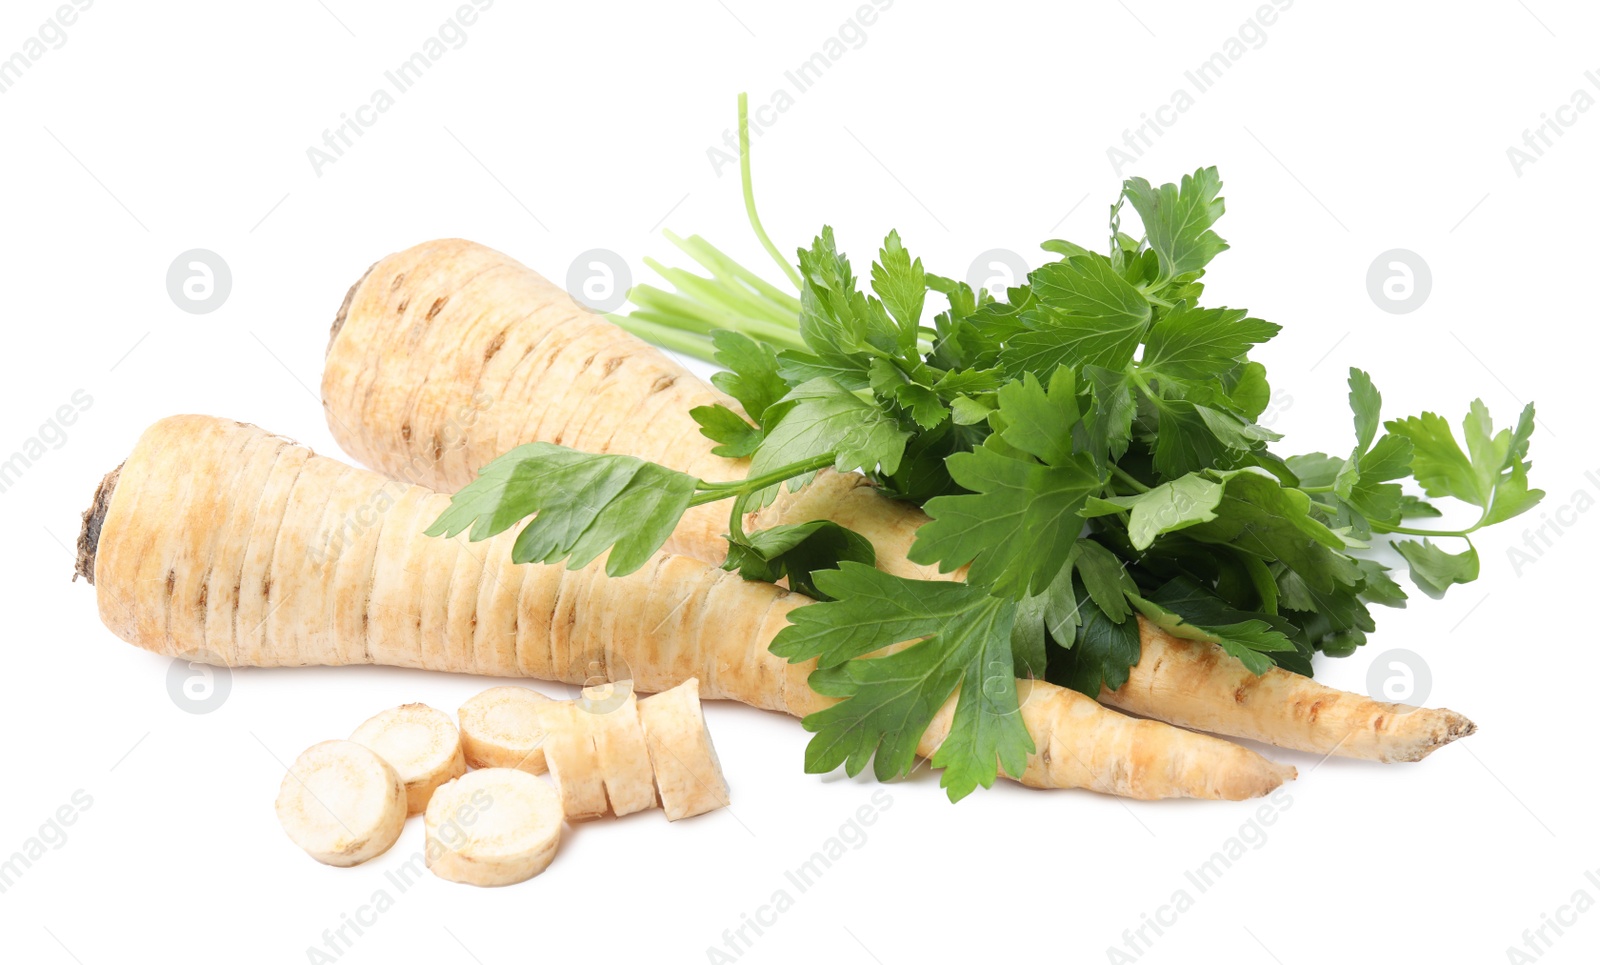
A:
[458,686,554,774]
[349,703,468,815]
[638,678,730,821]
[425,768,563,887]
[275,740,407,867]
[542,703,609,820]
[580,684,657,817]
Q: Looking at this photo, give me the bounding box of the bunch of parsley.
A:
[429,100,1540,801]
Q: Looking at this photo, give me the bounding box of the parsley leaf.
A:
[1000,253,1152,373]
[1141,303,1280,381]
[773,566,1033,801]
[1122,166,1229,284]
[708,330,788,424]
[1394,538,1480,597]
[425,443,697,576]
[748,377,912,505]
[870,230,927,352]
[723,520,876,599]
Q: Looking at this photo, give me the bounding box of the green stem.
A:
[668,231,803,312]
[643,257,796,327]
[607,315,721,362]
[739,92,803,291]
[688,452,837,506]
[1110,464,1151,493]
[1370,523,1478,539]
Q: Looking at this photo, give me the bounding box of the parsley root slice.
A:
[637,678,730,821]
[457,686,553,773]
[349,703,467,814]
[275,740,408,867]
[425,768,563,887]
[321,240,1475,764]
[80,415,1292,801]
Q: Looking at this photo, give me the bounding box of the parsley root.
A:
[321,240,1475,764]
[79,415,1293,801]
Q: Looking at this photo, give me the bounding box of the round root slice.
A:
[425,769,563,886]
[350,703,467,815]
[275,740,407,867]
[637,678,730,821]
[542,702,608,821]
[581,685,657,817]
[457,686,553,774]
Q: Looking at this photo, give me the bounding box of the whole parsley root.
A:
[79,415,1293,801]
[321,240,1476,766]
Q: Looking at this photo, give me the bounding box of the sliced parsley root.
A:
[80,415,1293,801]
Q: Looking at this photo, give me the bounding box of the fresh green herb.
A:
[430,96,1542,800]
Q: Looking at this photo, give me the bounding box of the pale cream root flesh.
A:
[541,701,609,820]
[349,703,468,814]
[425,768,563,887]
[320,240,1475,764]
[638,679,731,820]
[457,686,553,773]
[581,684,658,817]
[275,740,407,867]
[85,415,1294,801]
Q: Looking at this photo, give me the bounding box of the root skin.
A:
[85,415,1294,801]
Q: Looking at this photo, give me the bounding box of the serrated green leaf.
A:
[723,520,876,600]
[426,443,695,577]
[1106,474,1226,549]
[1141,303,1280,381]
[779,572,1032,798]
[871,229,927,350]
[1348,367,1381,454]
[708,330,788,425]
[1054,586,1143,695]
[1122,167,1229,283]
[911,445,1102,598]
[748,378,912,506]
[690,403,763,458]
[994,368,1078,465]
[1394,538,1480,596]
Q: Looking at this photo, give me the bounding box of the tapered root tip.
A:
[74,463,121,585]
[1230,760,1297,801]
[1396,708,1478,763]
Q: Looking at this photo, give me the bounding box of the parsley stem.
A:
[1109,465,1151,493]
[664,231,803,314]
[607,314,727,360]
[1369,523,1476,538]
[739,93,804,291]
[688,453,838,506]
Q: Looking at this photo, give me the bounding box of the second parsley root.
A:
[80,415,1293,801]
[320,240,1476,765]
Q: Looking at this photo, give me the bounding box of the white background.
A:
[1,1,1594,962]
